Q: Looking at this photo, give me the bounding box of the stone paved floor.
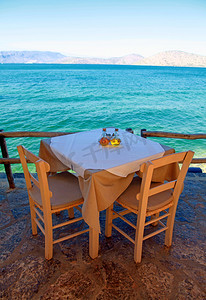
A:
[0,173,205,299]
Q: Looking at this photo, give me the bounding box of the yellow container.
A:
[110,138,121,146]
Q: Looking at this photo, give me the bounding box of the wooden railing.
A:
[0,128,205,189]
[140,129,206,164]
[140,129,206,140]
[0,130,74,189]
[140,129,206,165]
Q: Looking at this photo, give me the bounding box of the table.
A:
[39,128,179,258]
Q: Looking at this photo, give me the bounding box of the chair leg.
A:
[105,204,113,237]
[134,215,146,263]
[134,233,144,263]
[68,207,74,219]
[29,197,38,235]
[44,213,53,260]
[165,206,176,247]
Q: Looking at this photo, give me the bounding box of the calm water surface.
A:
[0,64,205,172]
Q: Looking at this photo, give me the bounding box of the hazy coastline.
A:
[1,50,206,68]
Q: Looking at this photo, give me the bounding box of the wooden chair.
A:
[17,145,89,260]
[105,151,194,263]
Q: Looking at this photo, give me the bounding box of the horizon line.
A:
[1,49,206,58]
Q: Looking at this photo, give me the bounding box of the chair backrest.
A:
[17,145,52,211]
[138,151,194,210]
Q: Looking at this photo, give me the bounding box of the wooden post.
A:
[141,129,146,138]
[0,130,15,189]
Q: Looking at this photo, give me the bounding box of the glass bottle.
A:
[110,128,121,146]
[99,128,110,146]
[102,128,106,137]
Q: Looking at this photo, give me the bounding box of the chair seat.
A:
[29,172,83,209]
[117,176,173,212]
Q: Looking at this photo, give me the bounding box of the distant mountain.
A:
[0,51,66,63]
[0,50,206,67]
[57,53,144,65]
[135,50,206,67]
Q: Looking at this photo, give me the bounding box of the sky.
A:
[0,0,206,58]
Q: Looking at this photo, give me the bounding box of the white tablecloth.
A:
[50,128,165,177]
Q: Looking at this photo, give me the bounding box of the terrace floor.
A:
[0,172,205,299]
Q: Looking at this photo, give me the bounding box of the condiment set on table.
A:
[99,128,121,146]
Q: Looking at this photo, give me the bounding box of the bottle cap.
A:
[103,128,106,131]
[115,128,118,131]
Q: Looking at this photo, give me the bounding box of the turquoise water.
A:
[0,64,206,173]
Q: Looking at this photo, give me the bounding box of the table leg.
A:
[89,227,99,259]
[105,204,113,237]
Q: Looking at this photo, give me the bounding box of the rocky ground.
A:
[0,172,205,299]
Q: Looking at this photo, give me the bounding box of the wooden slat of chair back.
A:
[150,151,194,204]
[17,145,51,197]
[17,145,33,191]
[35,160,53,210]
[149,151,187,169]
[138,151,194,209]
[23,146,40,163]
[172,151,194,201]
[139,151,186,174]
[137,161,154,206]
[148,180,176,197]
[29,172,40,189]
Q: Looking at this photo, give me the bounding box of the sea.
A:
[0,64,206,173]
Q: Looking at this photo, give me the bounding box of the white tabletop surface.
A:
[50,128,165,177]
